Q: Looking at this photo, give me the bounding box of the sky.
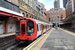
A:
[38,0,64,11]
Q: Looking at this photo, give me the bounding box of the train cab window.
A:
[27,20,34,36]
[21,24,25,34]
[40,25,42,31]
[16,21,20,36]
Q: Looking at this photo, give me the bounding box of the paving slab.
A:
[40,28,75,50]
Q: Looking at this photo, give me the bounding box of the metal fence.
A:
[0,0,19,12]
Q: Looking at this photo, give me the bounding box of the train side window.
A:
[44,25,45,29]
[40,25,42,30]
[44,25,46,29]
[40,25,41,30]
[37,24,39,31]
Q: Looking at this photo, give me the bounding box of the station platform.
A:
[0,33,15,50]
[24,28,75,50]
[0,33,15,38]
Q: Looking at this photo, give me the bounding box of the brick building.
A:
[48,8,66,25]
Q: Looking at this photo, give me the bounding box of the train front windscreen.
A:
[27,20,34,36]
[16,20,34,36]
[16,21,20,36]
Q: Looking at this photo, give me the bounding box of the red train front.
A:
[15,18,37,42]
[15,18,52,42]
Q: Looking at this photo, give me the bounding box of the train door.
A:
[0,23,3,34]
[46,25,47,32]
[41,24,44,35]
[20,20,26,39]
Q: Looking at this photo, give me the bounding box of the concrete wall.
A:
[7,18,17,33]
[0,21,5,34]
[8,24,15,33]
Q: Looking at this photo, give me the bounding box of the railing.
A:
[18,0,48,23]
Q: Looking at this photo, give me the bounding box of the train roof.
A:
[17,17,52,25]
[33,19,52,25]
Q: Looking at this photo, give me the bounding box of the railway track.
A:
[0,39,15,50]
[4,33,46,50]
[4,38,38,50]
[1,34,41,50]
[5,41,33,50]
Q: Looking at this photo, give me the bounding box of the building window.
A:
[48,13,50,17]
[26,0,27,3]
[52,17,53,20]
[44,12,47,16]
[28,0,30,5]
[55,11,56,16]
[51,11,53,17]
[61,11,62,15]
[31,2,32,7]
[23,0,24,1]
[58,11,59,16]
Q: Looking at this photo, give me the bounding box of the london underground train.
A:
[15,18,52,42]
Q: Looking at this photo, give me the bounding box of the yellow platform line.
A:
[0,33,15,37]
[33,29,53,50]
[60,28,75,36]
[27,28,53,50]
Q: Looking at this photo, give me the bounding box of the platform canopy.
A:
[0,7,24,19]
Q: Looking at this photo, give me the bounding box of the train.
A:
[15,18,52,43]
